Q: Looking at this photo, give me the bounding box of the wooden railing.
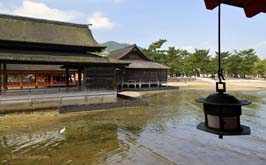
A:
[7,81,77,88]
[3,87,80,96]
[120,80,164,88]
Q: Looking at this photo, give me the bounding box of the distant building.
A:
[108,45,169,88]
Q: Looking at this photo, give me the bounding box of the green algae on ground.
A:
[0,90,266,165]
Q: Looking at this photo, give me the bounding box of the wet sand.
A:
[121,78,266,98]
[167,78,266,91]
[1,90,266,165]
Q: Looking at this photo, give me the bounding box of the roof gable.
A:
[0,14,104,51]
[108,44,151,61]
[108,44,169,70]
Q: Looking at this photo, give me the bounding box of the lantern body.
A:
[196,93,251,138]
[204,104,241,131]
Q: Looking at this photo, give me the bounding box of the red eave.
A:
[204,0,266,17]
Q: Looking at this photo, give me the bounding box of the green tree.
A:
[214,51,232,76]
[182,53,193,76]
[237,49,259,78]
[190,49,211,77]
[166,47,189,76]
[148,39,167,51]
[142,39,261,79]
[142,39,167,65]
[227,49,258,78]
[255,59,266,78]
[206,57,217,78]
[227,53,242,78]
[166,47,179,76]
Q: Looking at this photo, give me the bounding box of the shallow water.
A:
[0,90,266,165]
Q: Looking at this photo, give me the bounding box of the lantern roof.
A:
[196,93,251,106]
[204,0,266,18]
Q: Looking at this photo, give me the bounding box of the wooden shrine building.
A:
[108,45,169,88]
[0,14,128,95]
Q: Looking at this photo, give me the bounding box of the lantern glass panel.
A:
[207,114,220,129]
[223,117,237,130]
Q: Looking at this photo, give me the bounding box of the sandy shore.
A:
[120,78,266,97]
[168,78,266,91]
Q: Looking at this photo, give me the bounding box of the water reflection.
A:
[0,90,266,164]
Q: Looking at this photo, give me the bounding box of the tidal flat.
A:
[0,90,266,165]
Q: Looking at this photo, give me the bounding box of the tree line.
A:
[142,39,266,78]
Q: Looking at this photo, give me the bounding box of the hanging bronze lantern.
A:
[196,82,251,139]
[196,1,251,139]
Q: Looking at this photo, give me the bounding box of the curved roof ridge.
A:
[0,13,88,28]
[0,14,104,50]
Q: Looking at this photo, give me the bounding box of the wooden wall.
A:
[118,69,168,84]
[84,67,116,90]
[122,53,143,60]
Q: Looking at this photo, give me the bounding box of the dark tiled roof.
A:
[0,14,104,49]
[125,60,170,69]
[108,44,137,60]
[0,49,129,65]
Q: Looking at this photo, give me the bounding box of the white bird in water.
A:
[59,127,66,134]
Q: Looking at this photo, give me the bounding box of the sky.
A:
[0,0,265,58]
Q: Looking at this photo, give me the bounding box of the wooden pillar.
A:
[3,63,7,92]
[20,73,23,89]
[78,68,82,90]
[71,73,74,86]
[113,67,117,91]
[66,68,69,91]
[0,63,2,95]
[83,67,87,91]
[35,74,37,88]
[35,74,38,88]
[121,70,124,89]
[50,74,54,86]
